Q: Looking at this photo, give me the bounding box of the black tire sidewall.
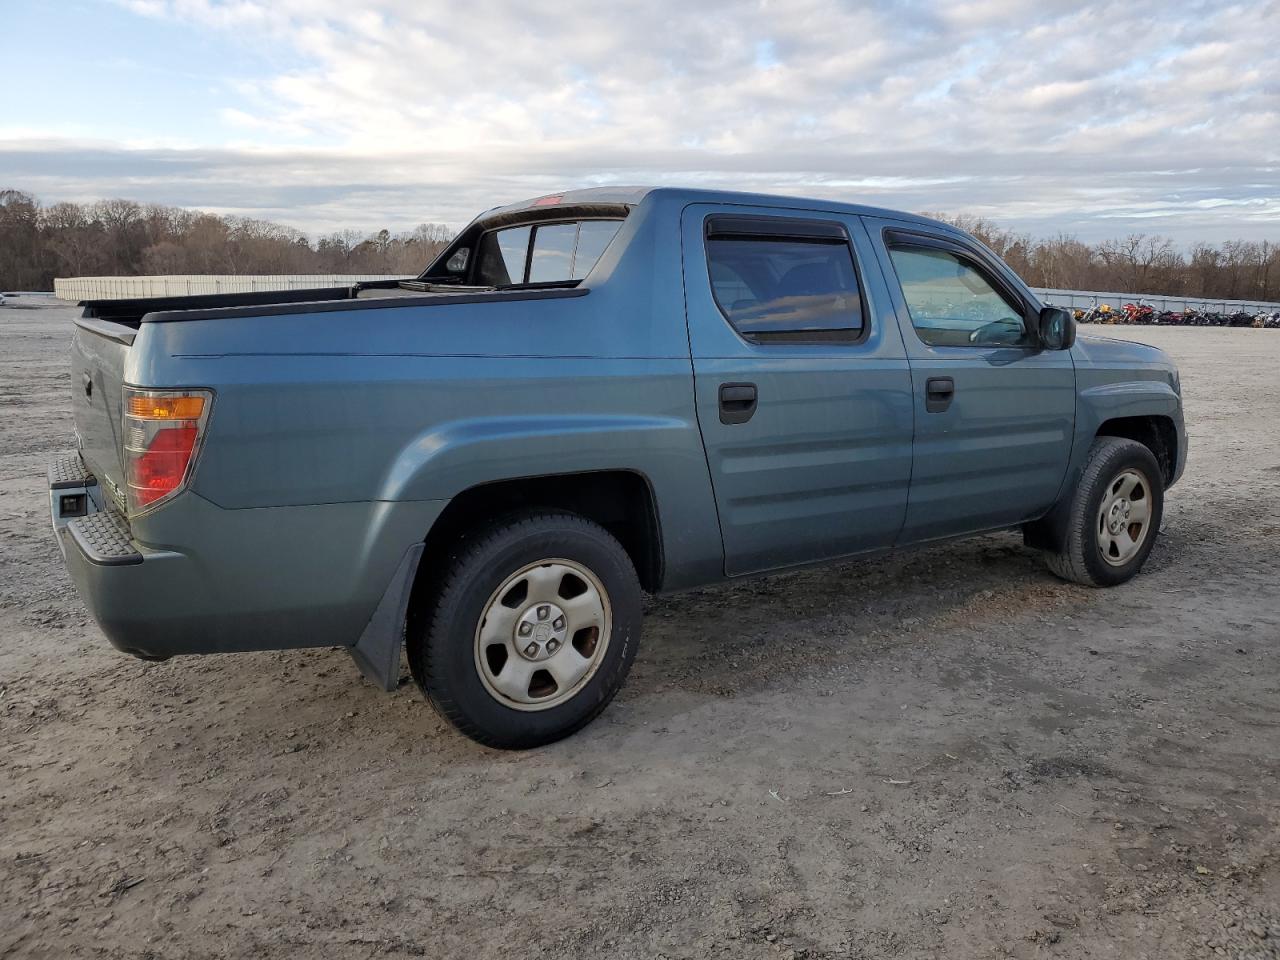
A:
[1077,441,1164,586]
[420,516,641,748]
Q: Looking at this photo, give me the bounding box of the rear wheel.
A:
[1044,437,1164,587]
[410,511,642,749]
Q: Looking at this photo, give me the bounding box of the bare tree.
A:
[0,190,46,290]
[927,212,1279,301]
[0,190,457,289]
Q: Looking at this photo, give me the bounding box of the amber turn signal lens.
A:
[126,394,206,420]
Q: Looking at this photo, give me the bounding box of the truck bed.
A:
[80,285,358,327]
[80,280,582,327]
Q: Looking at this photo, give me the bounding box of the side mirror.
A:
[1037,305,1076,350]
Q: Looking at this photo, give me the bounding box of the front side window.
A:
[887,244,1030,347]
[706,231,864,343]
[474,219,622,286]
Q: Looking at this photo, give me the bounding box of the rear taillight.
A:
[122,387,212,514]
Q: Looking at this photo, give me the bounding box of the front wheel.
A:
[1044,437,1165,587]
[409,511,642,749]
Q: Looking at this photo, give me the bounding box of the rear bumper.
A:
[50,452,446,662]
[50,456,188,658]
[57,519,199,660]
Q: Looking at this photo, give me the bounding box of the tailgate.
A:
[71,316,133,510]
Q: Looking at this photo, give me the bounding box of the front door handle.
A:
[719,382,758,424]
[925,376,954,413]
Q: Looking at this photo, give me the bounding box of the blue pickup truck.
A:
[51,187,1185,748]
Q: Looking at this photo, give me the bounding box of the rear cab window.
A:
[474,219,623,287]
[704,216,865,344]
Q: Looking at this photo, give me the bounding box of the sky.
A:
[0,0,1277,242]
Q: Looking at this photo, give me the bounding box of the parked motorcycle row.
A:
[1068,301,1280,328]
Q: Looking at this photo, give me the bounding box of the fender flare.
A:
[1026,381,1181,553]
[376,413,693,503]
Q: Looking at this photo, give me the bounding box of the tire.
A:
[409,511,642,749]
[1044,437,1165,587]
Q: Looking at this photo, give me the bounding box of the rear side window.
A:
[705,219,864,343]
[475,219,622,286]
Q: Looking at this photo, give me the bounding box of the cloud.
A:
[5,0,1277,242]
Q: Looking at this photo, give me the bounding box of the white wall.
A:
[53,275,412,301]
[1031,288,1280,314]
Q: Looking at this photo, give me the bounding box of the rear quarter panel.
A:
[132,196,725,592]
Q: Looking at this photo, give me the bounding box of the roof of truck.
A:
[479,185,952,231]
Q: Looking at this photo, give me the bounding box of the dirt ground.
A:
[1,302,1277,960]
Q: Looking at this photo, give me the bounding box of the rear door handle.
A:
[718,382,758,424]
[925,376,954,413]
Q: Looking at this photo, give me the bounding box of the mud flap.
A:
[1022,480,1076,553]
[348,543,424,692]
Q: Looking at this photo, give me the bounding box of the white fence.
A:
[1033,287,1280,314]
[53,275,412,301]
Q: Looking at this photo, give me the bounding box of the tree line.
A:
[0,189,454,291]
[931,213,1279,303]
[1,187,1277,302]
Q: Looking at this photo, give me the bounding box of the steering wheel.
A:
[968,316,1025,345]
